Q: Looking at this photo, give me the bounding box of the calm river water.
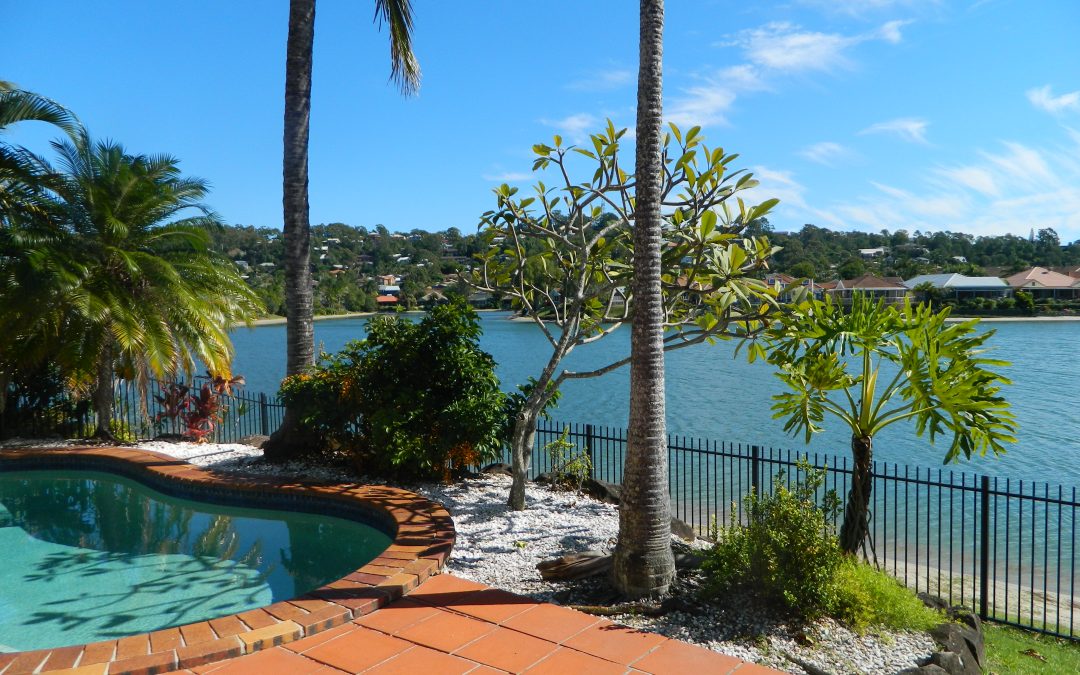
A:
[228,312,1080,487]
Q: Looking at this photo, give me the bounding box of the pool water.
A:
[0,469,392,652]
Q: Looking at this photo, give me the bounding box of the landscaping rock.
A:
[480,462,513,477]
[584,478,622,504]
[670,516,696,541]
[928,651,966,674]
[237,434,270,448]
[928,622,983,675]
[897,665,950,675]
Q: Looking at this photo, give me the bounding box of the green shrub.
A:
[702,460,944,632]
[833,559,942,632]
[702,461,844,620]
[545,427,592,490]
[278,298,507,480]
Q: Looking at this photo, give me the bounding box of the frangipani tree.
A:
[760,293,1017,555]
[475,121,781,511]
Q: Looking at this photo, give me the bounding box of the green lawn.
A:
[984,623,1080,674]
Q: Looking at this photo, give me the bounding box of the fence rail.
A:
[2,380,1078,639]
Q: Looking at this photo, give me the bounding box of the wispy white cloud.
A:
[804,133,1080,240]
[540,113,598,142]
[671,20,905,131]
[799,141,854,166]
[980,141,1053,184]
[877,19,910,43]
[1026,85,1080,115]
[860,117,930,144]
[934,165,998,197]
[481,171,531,183]
[667,85,737,128]
[567,69,634,92]
[736,22,858,73]
[797,0,938,18]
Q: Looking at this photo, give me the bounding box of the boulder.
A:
[928,651,966,674]
[481,462,513,477]
[928,622,983,675]
[584,478,622,504]
[670,516,696,541]
[237,434,270,448]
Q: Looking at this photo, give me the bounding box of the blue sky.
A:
[4,1,1080,241]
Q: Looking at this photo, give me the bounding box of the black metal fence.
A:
[2,381,1077,639]
[0,376,284,444]
[532,418,1080,641]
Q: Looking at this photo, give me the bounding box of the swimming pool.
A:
[0,468,392,652]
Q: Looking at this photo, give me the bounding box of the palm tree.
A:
[30,132,262,438]
[0,86,81,402]
[265,0,420,459]
[765,293,1016,555]
[612,0,676,598]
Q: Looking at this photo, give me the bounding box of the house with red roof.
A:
[830,274,909,306]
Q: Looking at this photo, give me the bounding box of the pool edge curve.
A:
[0,446,455,675]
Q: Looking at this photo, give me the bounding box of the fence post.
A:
[585,424,597,478]
[979,474,990,621]
[259,393,269,436]
[751,445,760,494]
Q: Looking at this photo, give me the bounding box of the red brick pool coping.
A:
[0,447,781,675]
[0,447,454,675]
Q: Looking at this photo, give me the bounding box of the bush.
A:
[702,460,944,632]
[833,559,942,632]
[544,427,592,490]
[702,461,844,620]
[278,298,507,480]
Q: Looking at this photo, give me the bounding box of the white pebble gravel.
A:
[2,437,938,674]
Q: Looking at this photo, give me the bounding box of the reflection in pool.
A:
[0,469,391,651]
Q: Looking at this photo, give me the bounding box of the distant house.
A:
[377,284,401,297]
[903,273,1010,300]
[468,291,495,309]
[376,295,399,309]
[420,289,448,307]
[378,274,397,286]
[831,274,909,306]
[1005,267,1080,299]
[951,256,968,264]
[859,247,887,259]
[765,272,826,300]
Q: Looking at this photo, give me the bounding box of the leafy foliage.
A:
[154,374,245,443]
[278,298,506,480]
[703,462,844,620]
[703,462,941,631]
[543,427,592,490]
[761,293,1016,464]
[474,121,782,508]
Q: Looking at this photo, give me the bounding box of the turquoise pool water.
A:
[0,469,392,652]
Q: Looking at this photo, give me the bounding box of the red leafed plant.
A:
[155,373,244,442]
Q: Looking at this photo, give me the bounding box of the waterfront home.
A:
[830,274,909,306]
[902,273,1010,300]
[1005,266,1080,299]
[764,272,826,300]
[376,294,399,308]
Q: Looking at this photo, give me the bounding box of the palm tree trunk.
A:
[840,434,873,555]
[92,343,115,440]
[613,0,675,599]
[266,0,316,461]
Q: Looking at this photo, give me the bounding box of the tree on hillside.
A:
[475,121,780,513]
[2,131,262,439]
[612,0,675,599]
[760,293,1016,556]
[266,0,421,459]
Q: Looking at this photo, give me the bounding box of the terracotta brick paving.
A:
[0,448,782,675]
